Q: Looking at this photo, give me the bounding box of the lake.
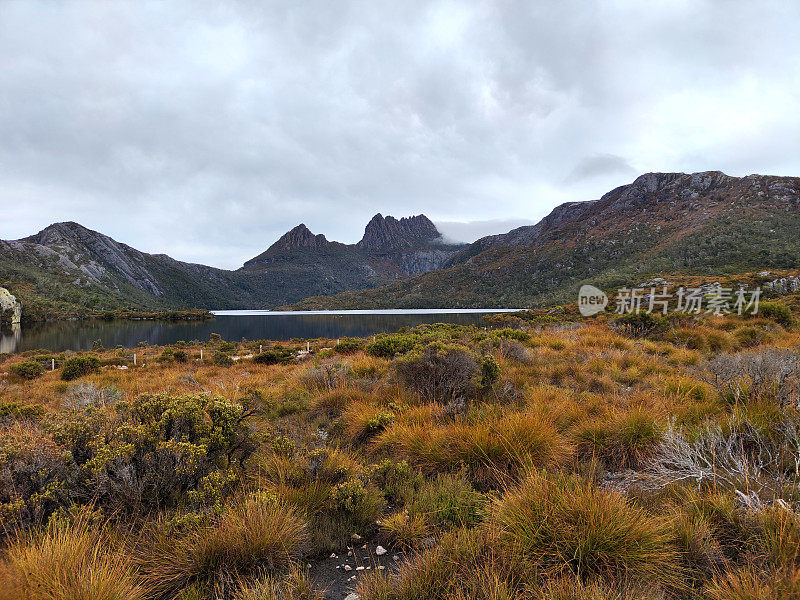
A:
[0,309,519,354]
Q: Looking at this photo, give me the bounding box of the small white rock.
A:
[375,545,387,556]
[378,565,385,570]
[344,595,360,600]
[356,566,365,571]
[330,553,337,559]
[392,555,399,561]
[344,565,352,572]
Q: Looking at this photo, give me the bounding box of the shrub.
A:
[302,360,346,391]
[366,333,417,358]
[648,418,799,503]
[9,361,45,381]
[0,424,70,528]
[704,348,799,406]
[493,471,681,589]
[213,351,234,367]
[371,459,422,504]
[612,312,670,338]
[393,342,494,403]
[254,348,294,365]
[50,393,258,513]
[60,355,101,381]
[334,338,363,355]
[0,401,45,422]
[139,496,308,598]
[758,301,794,327]
[0,510,144,600]
[62,382,122,409]
[406,473,485,531]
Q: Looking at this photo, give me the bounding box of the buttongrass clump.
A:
[0,510,144,600]
[138,495,308,598]
[492,471,683,591]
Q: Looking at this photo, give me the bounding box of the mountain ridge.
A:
[0,214,463,321]
[288,171,800,310]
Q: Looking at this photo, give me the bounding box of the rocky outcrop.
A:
[764,276,800,294]
[265,224,333,253]
[242,214,465,280]
[357,214,441,251]
[0,287,21,324]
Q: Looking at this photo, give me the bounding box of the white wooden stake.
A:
[259,344,263,354]
[200,348,204,360]
[306,341,310,352]
[133,353,137,365]
[337,338,340,345]
[51,358,55,371]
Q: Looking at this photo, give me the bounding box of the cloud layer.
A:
[1,1,798,268]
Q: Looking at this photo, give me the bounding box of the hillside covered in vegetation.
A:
[290,171,800,310]
[1,289,800,599]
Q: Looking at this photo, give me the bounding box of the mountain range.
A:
[1,171,798,321]
[0,213,462,321]
[290,171,800,309]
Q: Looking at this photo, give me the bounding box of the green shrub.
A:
[253,348,294,365]
[492,328,530,341]
[407,473,486,531]
[366,333,417,358]
[60,356,101,381]
[612,312,670,338]
[371,459,422,504]
[9,361,45,381]
[173,350,188,362]
[49,393,258,513]
[478,356,500,389]
[758,302,794,327]
[334,338,363,355]
[212,352,234,367]
[0,402,46,422]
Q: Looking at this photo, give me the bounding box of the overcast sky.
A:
[1,1,798,269]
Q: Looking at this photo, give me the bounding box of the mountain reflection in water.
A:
[2,310,517,354]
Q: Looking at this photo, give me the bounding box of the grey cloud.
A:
[0,0,798,269]
[435,219,537,244]
[565,154,638,184]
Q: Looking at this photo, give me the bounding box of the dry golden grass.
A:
[2,304,800,599]
[0,511,144,600]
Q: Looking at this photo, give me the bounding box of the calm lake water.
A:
[0,309,518,354]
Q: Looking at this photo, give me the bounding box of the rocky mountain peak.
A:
[357,214,440,251]
[266,224,331,253]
